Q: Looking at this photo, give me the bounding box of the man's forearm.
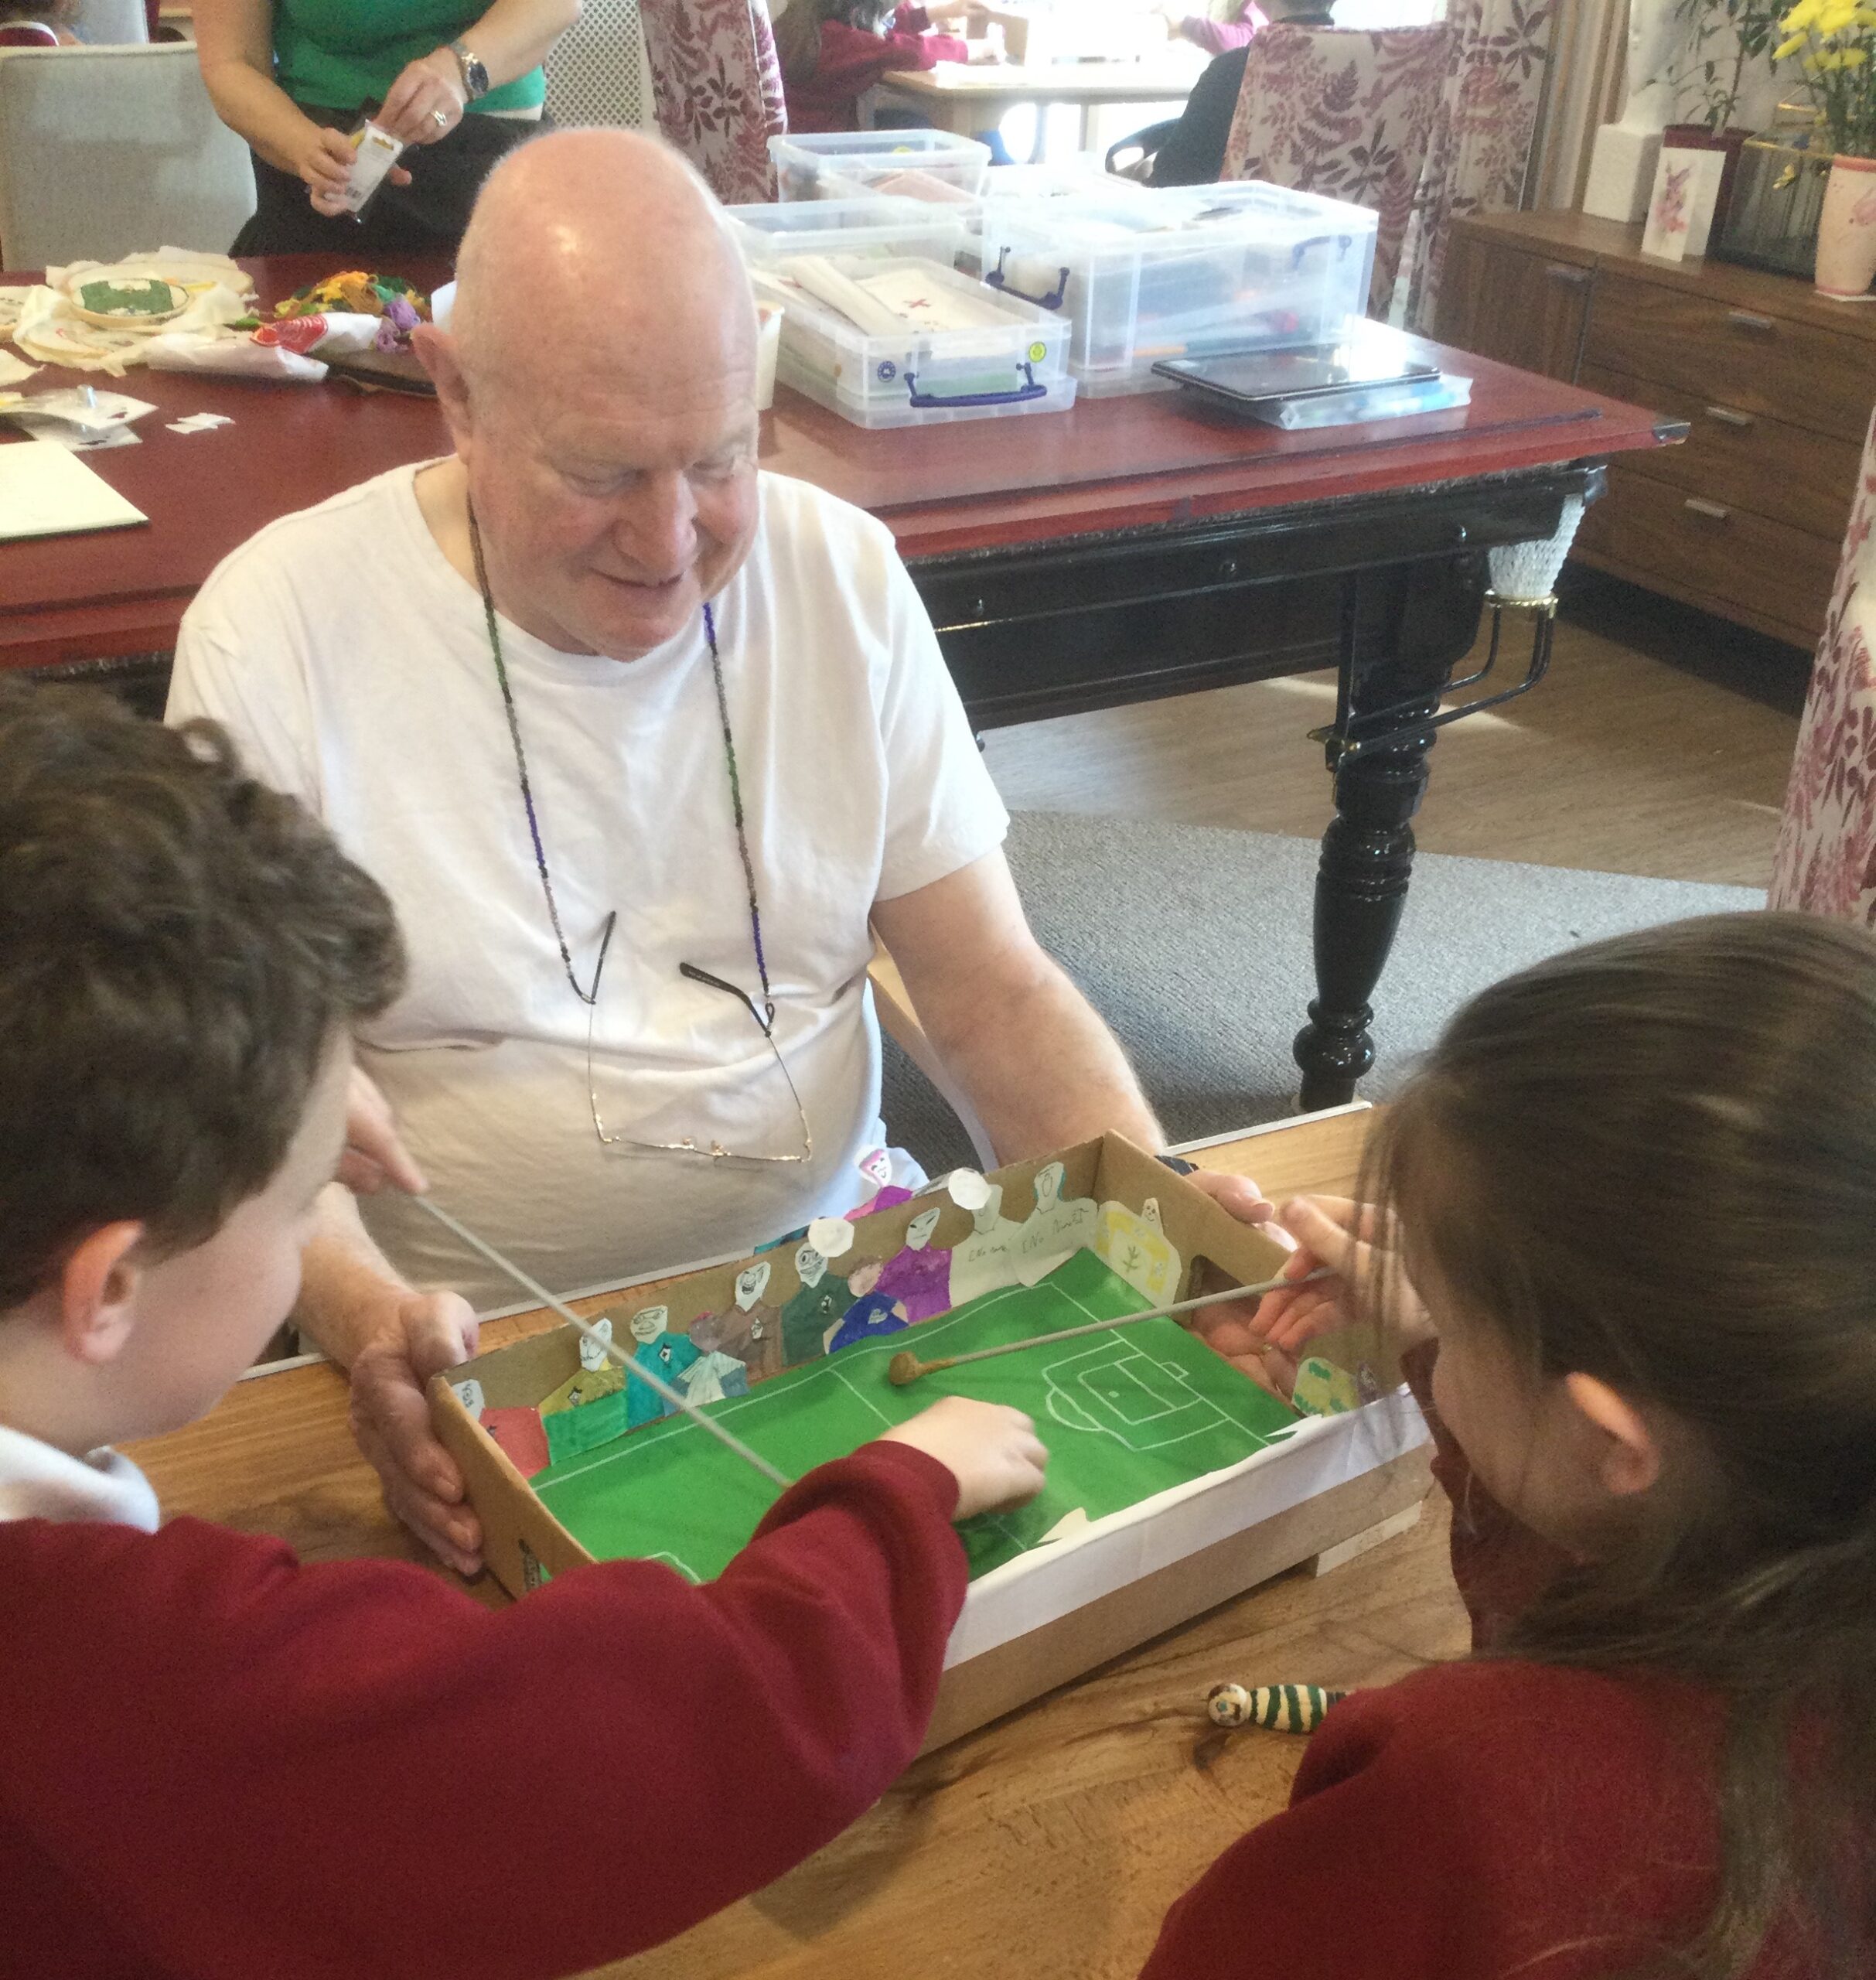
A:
[295,1183,415,1370]
[924,956,1162,1162]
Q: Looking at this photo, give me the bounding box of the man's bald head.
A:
[450,129,756,398]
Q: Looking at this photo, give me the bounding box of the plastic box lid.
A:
[725,196,971,266]
[751,253,1073,426]
[769,129,992,203]
[977,179,1378,394]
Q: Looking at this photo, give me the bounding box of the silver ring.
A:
[432,107,449,127]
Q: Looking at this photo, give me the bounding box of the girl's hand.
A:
[377,50,469,146]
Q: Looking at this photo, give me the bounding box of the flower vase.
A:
[1815,154,1876,297]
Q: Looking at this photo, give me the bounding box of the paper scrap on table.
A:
[0,349,36,388]
[165,412,234,435]
[6,388,157,452]
[0,439,147,542]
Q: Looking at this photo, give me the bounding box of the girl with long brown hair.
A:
[1150,912,1876,1980]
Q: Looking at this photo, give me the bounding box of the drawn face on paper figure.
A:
[905,1206,943,1251]
[858,1146,893,1190]
[578,1317,615,1371]
[795,1244,827,1289]
[452,1378,486,1422]
[1141,1199,1164,1234]
[972,1186,1005,1235]
[735,1261,771,1311]
[846,1257,883,1298]
[629,1306,669,1343]
[1034,1162,1065,1213]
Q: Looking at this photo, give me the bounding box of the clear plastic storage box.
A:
[769,129,991,203]
[725,196,970,267]
[750,254,1075,428]
[977,180,1378,396]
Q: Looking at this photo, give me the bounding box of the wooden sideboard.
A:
[1434,207,1875,650]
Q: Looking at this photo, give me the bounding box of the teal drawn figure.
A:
[681,1310,753,1405]
[779,1243,850,1367]
[625,1306,699,1428]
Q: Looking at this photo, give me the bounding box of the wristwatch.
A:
[448,39,490,101]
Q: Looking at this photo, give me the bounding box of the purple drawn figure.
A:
[824,1256,909,1355]
[875,1203,951,1323]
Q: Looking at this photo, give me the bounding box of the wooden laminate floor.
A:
[984,572,1813,889]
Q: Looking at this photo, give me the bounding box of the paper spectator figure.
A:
[876,1203,952,1323]
[626,1306,698,1427]
[540,1316,626,1415]
[947,1183,1028,1306]
[1094,1196,1181,1304]
[450,1377,486,1422]
[780,1244,851,1367]
[806,1214,855,1261]
[1010,1160,1099,1285]
[824,1256,910,1354]
[718,1260,783,1384]
[480,1405,551,1478]
[680,1311,754,1406]
[849,1144,915,1220]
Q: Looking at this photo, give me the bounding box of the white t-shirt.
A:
[169,465,1008,1309]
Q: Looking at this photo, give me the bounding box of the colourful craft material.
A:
[1206,1682,1346,1732]
[481,1405,551,1480]
[1291,1357,1363,1418]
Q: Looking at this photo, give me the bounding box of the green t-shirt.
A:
[272,0,546,115]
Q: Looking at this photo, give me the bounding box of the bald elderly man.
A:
[169,130,1264,1572]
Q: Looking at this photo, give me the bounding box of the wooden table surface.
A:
[0,254,1671,670]
[125,1107,1465,1979]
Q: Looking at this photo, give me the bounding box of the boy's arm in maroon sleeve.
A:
[2,1441,967,1980]
[812,16,968,93]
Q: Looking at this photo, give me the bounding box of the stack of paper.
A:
[0,439,148,543]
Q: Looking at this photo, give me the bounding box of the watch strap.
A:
[448,39,490,100]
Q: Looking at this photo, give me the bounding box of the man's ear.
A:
[59,1223,147,1367]
[412,326,474,452]
[1563,1372,1662,1499]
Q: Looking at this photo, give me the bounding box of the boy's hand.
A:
[349,1291,483,1575]
[881,1396,1048,1520]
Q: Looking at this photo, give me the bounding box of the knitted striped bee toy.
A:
[1206,1681,1346,1732]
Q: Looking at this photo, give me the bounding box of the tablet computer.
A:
[1152,340,1439,409]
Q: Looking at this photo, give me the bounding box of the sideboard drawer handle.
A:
[1543,263,1591,286]
[1725,309,1776,333]
[1705,405,1755,428]
[1683,497,1732,522]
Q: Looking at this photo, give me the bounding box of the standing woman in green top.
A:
[196,0,579,254]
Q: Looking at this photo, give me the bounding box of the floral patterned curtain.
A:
[1770,412,1876,929]
[1399,0,1554,328]
[638,0,786,205]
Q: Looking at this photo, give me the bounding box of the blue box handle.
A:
[1289,232,1356,268]
[903,360,1047,409]
[984,249,1070,312]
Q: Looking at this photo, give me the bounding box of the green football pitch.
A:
[534,1249,1299,1582]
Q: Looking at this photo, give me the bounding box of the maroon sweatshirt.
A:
[0,1442,965,1979]
[783,10,971,134]
[1140,1345,1835,1980]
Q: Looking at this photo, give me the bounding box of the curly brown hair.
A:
[0,682,404,1309]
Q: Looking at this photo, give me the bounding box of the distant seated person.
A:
[193,0,578,255]
[0,0,79,42]
[774,0,984,135]
[1145,0,1333,188]
[1158,0,1266,56]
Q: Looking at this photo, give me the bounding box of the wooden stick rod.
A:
[414,1196,792,1490]
[885,1266,1332,1387]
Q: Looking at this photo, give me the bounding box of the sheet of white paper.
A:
[0,440,146,541]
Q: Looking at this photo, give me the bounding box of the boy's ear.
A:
[59,1223,147,1367]
[1563,1373,1662,1499]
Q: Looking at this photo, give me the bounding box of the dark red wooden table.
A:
[0,253,1676,1105]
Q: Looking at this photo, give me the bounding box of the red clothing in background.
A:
[783,9,971,134]
[1139,1343,1834,1980]
[0,1442,966,1980]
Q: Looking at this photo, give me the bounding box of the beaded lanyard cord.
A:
[467,503,774,1022]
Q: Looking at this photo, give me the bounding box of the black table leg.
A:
[1294,558,1485,1111]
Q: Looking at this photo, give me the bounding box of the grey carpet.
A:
[881,814,1765,1175]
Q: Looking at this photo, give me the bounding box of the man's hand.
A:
[338,1065,427,1197]
[881,1397,1048,1520]
[348,1291,484,1575]
[1183,1166,1278,1227]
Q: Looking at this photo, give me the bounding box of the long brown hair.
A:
[1366,913,1876,1978]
